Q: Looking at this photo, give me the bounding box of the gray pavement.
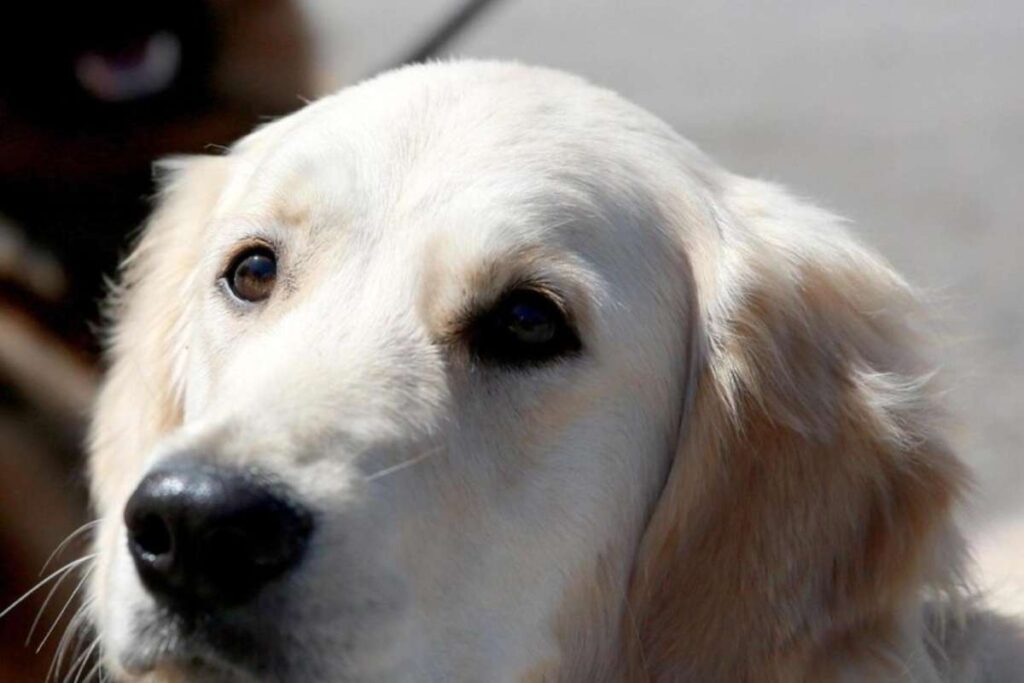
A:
[300,0,1023,607]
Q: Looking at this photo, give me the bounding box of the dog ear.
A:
[625,178,968,681]
[88,156,229,513]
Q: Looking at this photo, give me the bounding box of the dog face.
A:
[90,63,701,681]
[89,62,963,682]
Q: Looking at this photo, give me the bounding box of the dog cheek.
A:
[90,517,136,672]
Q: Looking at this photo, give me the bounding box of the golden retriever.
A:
[86,61,1023,681]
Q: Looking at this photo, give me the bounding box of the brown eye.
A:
[469,288,581,367]
[225,247,277,302]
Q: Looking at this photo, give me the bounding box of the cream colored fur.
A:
[88,61,1023,682]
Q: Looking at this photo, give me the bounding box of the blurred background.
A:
[1,1,1020,679]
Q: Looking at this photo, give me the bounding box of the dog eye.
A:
[225,247,277,303]
[470,289,581,366]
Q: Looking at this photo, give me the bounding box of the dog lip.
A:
[122,612,266,680]
[122,641,247,681]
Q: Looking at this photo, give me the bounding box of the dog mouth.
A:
[121,609,278,682]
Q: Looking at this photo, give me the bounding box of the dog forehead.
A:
[241,61,635,157]
[207,62,715,318]
[219,62,676,220]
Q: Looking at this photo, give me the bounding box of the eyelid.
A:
[517,282,570,314]
[219,238,278,280]
[514,284,580,338]
[460,280,572,333]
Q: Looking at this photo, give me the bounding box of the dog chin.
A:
[113,601,412,683]
[116,609,285,683]
[127,657,255,683]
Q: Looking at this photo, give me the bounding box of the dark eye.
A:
[224,246,277,303]
[470,289,581,367]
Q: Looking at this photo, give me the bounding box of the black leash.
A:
[389,0,503,69]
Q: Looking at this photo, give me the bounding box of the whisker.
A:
[36,564,95,652]
[81,657,104,683]
[0,555,95,622]
[76,641,101,683]
[65,635,100,683]
[26,559,81,646]
[49,607,81,683]
[50,598,93,683]
[364,446,441,483]
[39,520,100,577]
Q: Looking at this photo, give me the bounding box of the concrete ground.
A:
[299,0,1023,611]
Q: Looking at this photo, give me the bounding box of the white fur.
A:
[88,61,1022,682]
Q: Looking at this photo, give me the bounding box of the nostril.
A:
[131,512,173,557]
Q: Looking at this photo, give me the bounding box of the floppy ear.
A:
[88,156,229,513]
[625,178,968,681]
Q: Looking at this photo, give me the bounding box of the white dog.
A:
[87,61,1023,681]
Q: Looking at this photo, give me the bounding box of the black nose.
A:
[124,460,313,612]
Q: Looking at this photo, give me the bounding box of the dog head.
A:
[88,62,964,681]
